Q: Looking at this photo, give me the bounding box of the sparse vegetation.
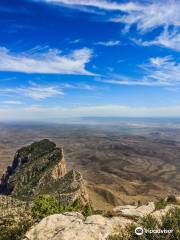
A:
[82,204,93,217]
[0,217,33,240]
[31,195,60,220]
[31,195,92,221]
[107,234,124,240]
[155,195,178,211]
[107,207,180,240]
[155,198,167,210]
[166,195,177,204]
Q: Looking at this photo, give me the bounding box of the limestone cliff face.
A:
[51,151,66,180]
[0,139,89,206]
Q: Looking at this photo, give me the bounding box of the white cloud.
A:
[2,100,23,105]
[40,0,180,51]
[38,1,180,33]
[112,1,180,32]
[94,40,120,46]
[39,0,180,33]
[61,82,98,90]
[98,78,173,87]
[143,56,180,83]
[0,83,63,100]
[42,0,141,11]
[134,27,180,51]
[0,46,95,75]
[111,0,180,51]
[98,56,180,87]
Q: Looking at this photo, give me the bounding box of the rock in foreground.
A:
[24,212,132,240]
[113,202,155,218]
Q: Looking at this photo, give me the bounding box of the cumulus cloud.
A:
[0,46,95,75]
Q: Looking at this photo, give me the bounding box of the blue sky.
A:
[0,0,180,121]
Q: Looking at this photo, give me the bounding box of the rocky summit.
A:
[0,139,88,205]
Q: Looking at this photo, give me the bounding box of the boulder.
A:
[24,212,132,240]
[113,202,155,218]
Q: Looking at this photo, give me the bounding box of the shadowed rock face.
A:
[0,139,66,198]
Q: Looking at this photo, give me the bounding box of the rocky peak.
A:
[0,139,66,197]
[0,139,88,206]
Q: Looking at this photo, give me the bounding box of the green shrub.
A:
[161,207,180,239]
[127,208,180,240]
[155,198,167,210]
[107,234,124,240]
[82,204,93,217]
[31,195,60,220]
[71,198,81,211]
[31,195,91,221]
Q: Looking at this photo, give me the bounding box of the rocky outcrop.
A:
[24,199,180,240]
[0,139,89,206]
[24,212,132,240]
[53,169,89,206]
[0,195,32,223]
[113,202,155,218]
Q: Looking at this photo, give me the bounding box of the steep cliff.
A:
[0,139,89,205]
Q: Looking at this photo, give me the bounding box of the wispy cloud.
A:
[111,0,180,51]
[142,56,180,84]
[98,56,180,87]
[37,1,180,33]
[112,1,180,33]
[98,78,173,87]
[133,27,180,52]
[0,46,95,75]
[41,0,141,11]
[0,83,63,100]
[94,40,120,46]
[38,0,180,51]
[0,81,102,101]
[2,100,23,105]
